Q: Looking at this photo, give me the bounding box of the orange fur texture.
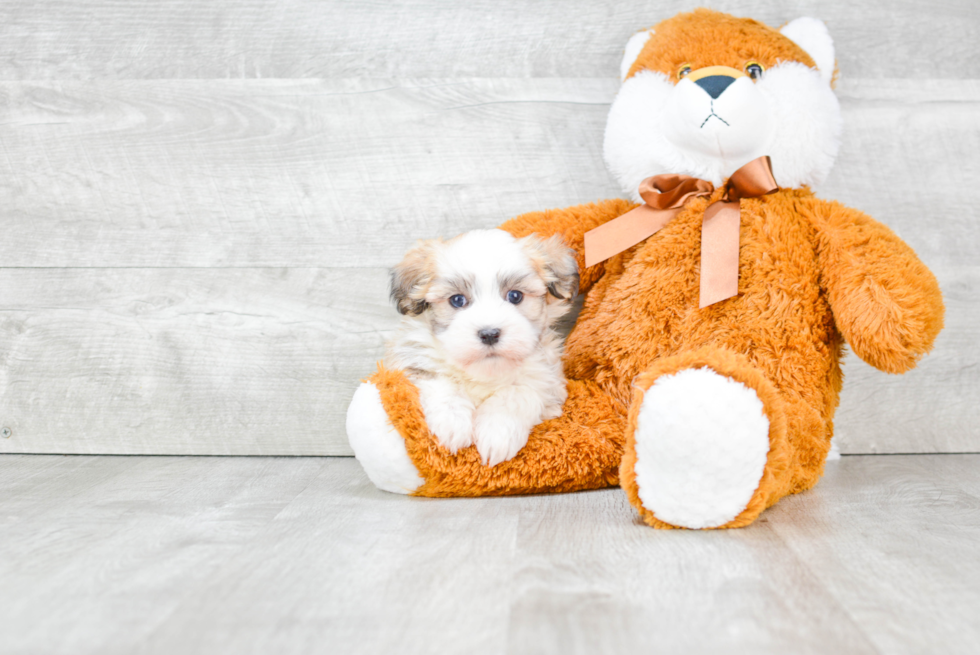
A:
[627,8,817,83]
[369,10,944,528]
[371,366,624,497]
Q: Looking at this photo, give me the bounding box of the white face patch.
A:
[604,62,841,196]
[663,76,773,168]
[753,62,842,189]
[423,230,554,380]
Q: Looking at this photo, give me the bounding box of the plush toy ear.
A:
[619,29,654,81]
[780,17,836,85]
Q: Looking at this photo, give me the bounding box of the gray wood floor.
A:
[1,454,978,655]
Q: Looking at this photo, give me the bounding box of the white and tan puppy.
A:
[386,229,578,466]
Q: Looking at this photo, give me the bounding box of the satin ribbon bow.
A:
[584,156,778,308]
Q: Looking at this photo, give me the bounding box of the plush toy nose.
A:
[695,75,735,99]
[478,328,501,345]
[687,66,746,99]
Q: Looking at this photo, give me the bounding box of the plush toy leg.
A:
[346,381,426,494]
[362,366,625,497]
[619,348,797,529]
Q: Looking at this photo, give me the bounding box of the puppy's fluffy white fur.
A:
[386,229,578,466]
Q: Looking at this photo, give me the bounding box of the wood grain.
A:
[769,455,980,654]
[0,78,619,268]
[0,267,394,455]
[0,264,973,456]
[0,1,976,80]
[0,454,977,654]
[1,78,976,269]
[1,4,976,457]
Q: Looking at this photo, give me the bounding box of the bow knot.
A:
[584,156,778,308]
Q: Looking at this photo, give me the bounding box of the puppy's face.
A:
[391,229,577,379]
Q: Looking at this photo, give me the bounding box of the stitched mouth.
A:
[699,101,729,128]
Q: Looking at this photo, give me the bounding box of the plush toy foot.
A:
[620,349,791,529]
[346,382,424,494]
[632,368,769,528]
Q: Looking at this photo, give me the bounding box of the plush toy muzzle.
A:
[663,64,774,166]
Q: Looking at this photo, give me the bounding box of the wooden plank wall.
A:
[0,1,977,455]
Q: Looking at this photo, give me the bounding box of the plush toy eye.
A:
[506,290,523,305]
[449,294,468,308]
[745,62,765,80]
[677,65,692,79]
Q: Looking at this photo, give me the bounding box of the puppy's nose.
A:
[478,328,501,346]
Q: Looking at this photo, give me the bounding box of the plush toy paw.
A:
[346,382,424,494]
[632,367,770,528]
[473,409,530,467]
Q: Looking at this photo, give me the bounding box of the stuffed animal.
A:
[346,9,944,529]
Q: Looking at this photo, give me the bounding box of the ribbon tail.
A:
[584,204,677,268]
[699,201,741,308]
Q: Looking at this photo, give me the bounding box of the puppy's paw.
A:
[473,412,530,467]
[423,403,474,454]
[541,403,563,421]
[416,379,475,454]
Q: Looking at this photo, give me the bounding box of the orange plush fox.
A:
[346,9,944,529]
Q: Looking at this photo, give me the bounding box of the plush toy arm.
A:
[499,198,637,292]
[807,198,944,373]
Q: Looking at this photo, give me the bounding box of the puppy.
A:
[385,229,578,466]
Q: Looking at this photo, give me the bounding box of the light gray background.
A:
[0,1,977,456]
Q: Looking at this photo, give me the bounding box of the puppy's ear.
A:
[390,240,439,315]
[520,234,579,302]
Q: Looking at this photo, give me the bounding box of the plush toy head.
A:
[604,9,841,198]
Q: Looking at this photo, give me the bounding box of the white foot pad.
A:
[346,382,424,494]
[633,368,770,528]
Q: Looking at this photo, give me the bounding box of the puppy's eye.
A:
[745,62,764,80]
[678,65,692,79]
[449,294,468,309]
[506,290,523,305]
